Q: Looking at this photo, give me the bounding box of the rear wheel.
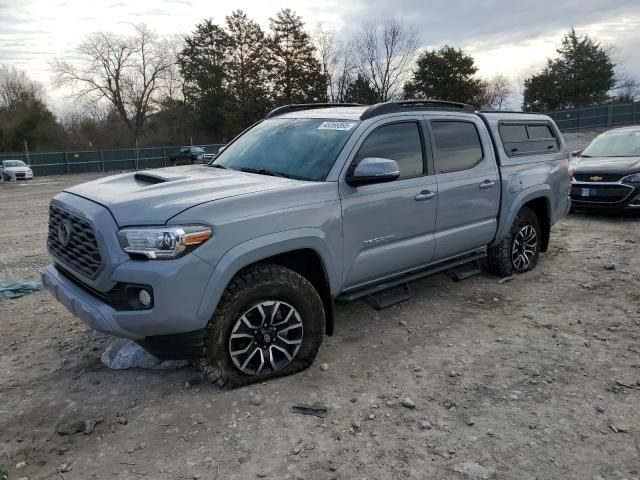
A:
[200,264,325,388]
[486,207,541,277]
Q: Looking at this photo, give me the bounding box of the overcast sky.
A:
[1,0,639,111]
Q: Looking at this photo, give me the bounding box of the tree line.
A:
[1,10,637,153]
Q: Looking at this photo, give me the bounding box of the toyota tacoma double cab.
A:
[42,101,571,388]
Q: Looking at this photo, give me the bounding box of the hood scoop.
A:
[134,172,171,184]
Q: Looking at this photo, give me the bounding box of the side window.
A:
[432,121,483,173]
[354,122,424,178]
[500,123,559,156]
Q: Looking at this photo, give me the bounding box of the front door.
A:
[339,119,438,290]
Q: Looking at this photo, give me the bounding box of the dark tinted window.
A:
[500,122,558,156]
[354,122,424,178]
[501,125,528,142]
[528,125,554,139]
[432,121,483,173]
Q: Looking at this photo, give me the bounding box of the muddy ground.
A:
[1,139,639,480]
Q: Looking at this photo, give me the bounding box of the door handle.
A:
[479,180,496,190]
[414,190,436,201]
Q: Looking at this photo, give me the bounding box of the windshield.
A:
[582,131,640,157]
[3,160,26,168]
[213,118,358,181]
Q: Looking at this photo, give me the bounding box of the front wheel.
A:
[200,264,325,388]
[486,207,541,277]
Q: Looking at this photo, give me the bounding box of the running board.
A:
[335,250,486,305]
[445,259,482,282]
[364,283,410,311]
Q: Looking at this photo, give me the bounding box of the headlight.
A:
[622,173,640,184]
[117,225,212,259]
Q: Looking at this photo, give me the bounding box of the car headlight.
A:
[117,225,212,259]
[622,173,640,184]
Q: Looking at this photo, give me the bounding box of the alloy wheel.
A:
[228,300,304,376]
[511,224,537,271]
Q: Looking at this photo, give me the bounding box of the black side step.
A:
[445,259,482,282]
[335,250,486,305]
[364,283,410,311]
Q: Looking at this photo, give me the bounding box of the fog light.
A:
[138,289,152,307]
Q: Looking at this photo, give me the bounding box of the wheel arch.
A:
[197,230,339,336]
[494,187,552,252]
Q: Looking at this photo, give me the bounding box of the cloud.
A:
[1,0,639,111]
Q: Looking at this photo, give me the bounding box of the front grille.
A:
[48,205,103,278]
[573,173,623,183]
[571,184,632,203]
[15,172,25,178]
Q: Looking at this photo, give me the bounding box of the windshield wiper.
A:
[240,167,292,179]
[209,163,227,169]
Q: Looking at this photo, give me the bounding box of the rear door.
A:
[428,117,500,259]
[340,117,438,289]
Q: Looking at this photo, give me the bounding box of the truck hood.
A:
[572,156,640,175]
[66,165,300,226]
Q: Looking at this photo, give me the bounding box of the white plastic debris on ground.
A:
[101,339,190,370]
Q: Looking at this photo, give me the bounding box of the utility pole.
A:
[24,140,30,165]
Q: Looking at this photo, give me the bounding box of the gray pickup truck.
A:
[42,101,571,388]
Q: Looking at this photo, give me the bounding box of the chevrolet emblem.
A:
[589,176,604,182]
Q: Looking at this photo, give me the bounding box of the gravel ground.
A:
[1,141,639,480]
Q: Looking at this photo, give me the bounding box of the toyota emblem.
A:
[57,220,72,247]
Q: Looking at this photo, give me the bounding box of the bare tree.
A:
[313,24,357,102]
[613,72,639,102]
[0,65,43,107]
[478,73,512,110]
[52,24,174,137]
[354,19,417,102]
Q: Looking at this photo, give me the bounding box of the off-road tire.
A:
[200,264,325,389]
[486,207,541,277]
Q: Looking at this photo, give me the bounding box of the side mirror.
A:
[571,149,582,157]
[346,157,400,187]
[217,145,227,154]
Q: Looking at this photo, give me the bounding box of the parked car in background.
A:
[570,126,640,209]
[168,146,205,165]
[42,101,570,388]
[0,159,34,181]
[202,145,225,162]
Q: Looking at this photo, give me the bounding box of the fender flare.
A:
[493,186,552,246]
[196,228,340,323]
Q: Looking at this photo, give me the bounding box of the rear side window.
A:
[500,122,559,156]
[432,121,484,173]
[354,122,424,178]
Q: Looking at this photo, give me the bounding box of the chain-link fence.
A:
[545,101,640,132]
[0,144,224,177]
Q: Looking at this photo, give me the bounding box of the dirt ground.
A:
[1,148,640,480]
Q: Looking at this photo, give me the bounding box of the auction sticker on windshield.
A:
[317,121,357,131]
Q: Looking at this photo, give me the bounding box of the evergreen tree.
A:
[224,10,270,136]
[178,20,229,138]
[267,9,327,105]
[344,74,379,104]
[523,28,615,111]
[403,45,483,105]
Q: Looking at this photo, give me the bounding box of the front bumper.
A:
[42,251,215,341]
[570,182,640,209]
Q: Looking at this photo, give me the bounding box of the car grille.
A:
[571,184,632,203]
[15,172,25,178]
[47,205,103,278]
[573,173,623,183]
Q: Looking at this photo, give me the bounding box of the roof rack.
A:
[265,103,363,118]
[360,100,476,120]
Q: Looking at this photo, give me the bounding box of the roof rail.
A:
[360,100,476,120]
[265,103,363,118]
